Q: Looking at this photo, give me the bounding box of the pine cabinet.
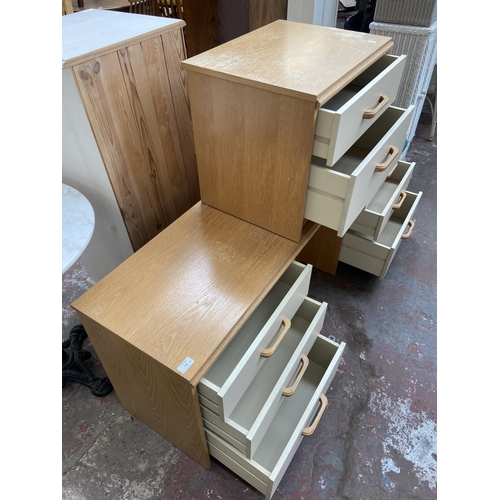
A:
[62,9,199,283]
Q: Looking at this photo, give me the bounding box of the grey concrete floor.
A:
[62,102,437,499]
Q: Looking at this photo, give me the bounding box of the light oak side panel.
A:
[297,225,342,276]
[161,29,200,204]
[77,312,212,469]
[187,72,317,242]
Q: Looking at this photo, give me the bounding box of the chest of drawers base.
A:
[71,203,322,473]
[199,318,346,500]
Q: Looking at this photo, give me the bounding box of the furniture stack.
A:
[62,10,199,283]
[369,0,437,143]
[72,20,423,500]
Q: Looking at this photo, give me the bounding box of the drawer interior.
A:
[365,161,412,213]
[251,335,341,472]
[320,55,399,113]
[373,191,418,247]
[228,299,323,431]
[202,262,307,389]
[312,106,406,177]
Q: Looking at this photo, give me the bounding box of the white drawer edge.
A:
[340,191,422,279]
[206,439,269,496]
[379,190,422,279]
[205,428,271,482]
[198,393,220,415]
[364,161,416,217]
[205,335,346,500]
[349,160,416,239]
[202,416,246,455]
[217,263,313,421]
[327,54,407,166]
[386,191,423,251]
[245,300,328,458]
[314,54,407,167]
[336,55,406,115]
[200,397,247,442]
[338,105,415,236]
[197,377,219,404]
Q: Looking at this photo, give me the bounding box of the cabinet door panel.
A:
[74,30,199,252]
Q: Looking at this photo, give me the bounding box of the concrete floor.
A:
[62,103,437,499]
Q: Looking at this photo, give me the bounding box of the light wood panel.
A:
[161,29,200,203]
[249,0,288,31]
[63,0,74,14]
[181,0,288,58]
[72,31,199,251]
[182,20,394,104]
[72,202,320,386]
[77,313,211,469]
[297,225,343,276]
[187,71,317,242]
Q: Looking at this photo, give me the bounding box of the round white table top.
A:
[62,183,95,274]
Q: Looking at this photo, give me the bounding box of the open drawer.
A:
[198,261,312,422]
[313,54,406,167]
[199,297,327,459]
[203,334,346,500]
[339,190,422,280]
[349,160,416,239]
[305,105,414,237]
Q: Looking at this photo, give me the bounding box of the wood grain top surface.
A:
[182,20,393,103]
[63,9,185,67]
[72,203,319,385]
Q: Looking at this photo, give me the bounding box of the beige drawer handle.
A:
[363,94,389,119]
[282,355,309,397]
[260,317,291,358]
[392,191,407,210]
[375,146,399,172]
[302,394,328,436]
[401,220,415,239]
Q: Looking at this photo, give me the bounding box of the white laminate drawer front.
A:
[198,261,312,421]
[203,335,346,500]
[349,160,416,239]
[305,105,414,237]
[339,190,423,280]
[200,298,327,459]
[313,54,406,167]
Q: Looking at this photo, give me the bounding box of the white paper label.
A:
[177,357,194,374]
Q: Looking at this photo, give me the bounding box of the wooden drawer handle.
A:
[302,394,328,436]
[282,355,309,397]
[363,94,389,119]
[375,146,399,172]
[392,191,407,210]
[260,317,291,358]
[401,220,415,239]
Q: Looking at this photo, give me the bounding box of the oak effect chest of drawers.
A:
[182,20,422,279]
[72,203,347,500]
[71,19,423,500]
